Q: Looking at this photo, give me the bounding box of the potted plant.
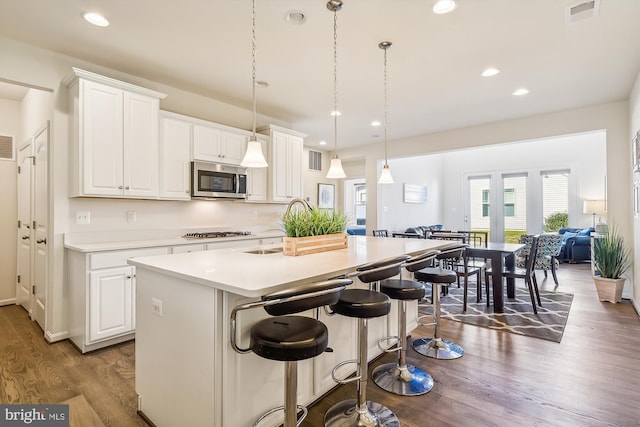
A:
[592,224,631,303]
[281,204,349,256]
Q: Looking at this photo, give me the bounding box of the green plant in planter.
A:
[592,225,631,279]
[282,208,348,238]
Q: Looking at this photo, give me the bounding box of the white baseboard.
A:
[45,330,69,343]
[0,298,17,306]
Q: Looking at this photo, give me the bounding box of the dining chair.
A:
[485,235,542,313]
[518,234,563,285]
[372,229,389,237]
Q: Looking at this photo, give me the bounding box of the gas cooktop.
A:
[182,231,252,240]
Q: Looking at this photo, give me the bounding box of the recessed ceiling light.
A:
[255,81,269,88]
[330,110,342,116]
[513,88,530,96]
[319,140,327,146]
[83,12,109,27]
[481,68,500,77]
[433,0,457,14]
[285,10,306,24]
[371,121,381,127]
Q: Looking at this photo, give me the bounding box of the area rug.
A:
[418,284,573,343]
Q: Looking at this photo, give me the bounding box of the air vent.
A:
[309,150,322,171]
[0,135,14,160]
[565,0,599,24]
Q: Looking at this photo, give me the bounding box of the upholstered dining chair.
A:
[518,234,563,285]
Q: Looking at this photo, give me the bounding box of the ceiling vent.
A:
[565,0,599,24]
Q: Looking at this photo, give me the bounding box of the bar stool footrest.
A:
[376,335,400,353]
[253,404,308,427]
[331,359,360,384]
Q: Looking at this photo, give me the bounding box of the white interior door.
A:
[32,122,49,330]
[16,141,33,312]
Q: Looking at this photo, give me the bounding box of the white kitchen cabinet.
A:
[67,246,169,353]
[159,112,192,200]
[65,68,166,198]
[246,135,269,202]
[89,266,134,342]
[259,125,306,203]
[193,123,247,165]
[171,243,205,254]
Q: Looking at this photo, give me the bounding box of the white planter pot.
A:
[593,276,625,303]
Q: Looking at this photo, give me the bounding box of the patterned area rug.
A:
[418,284,573,343]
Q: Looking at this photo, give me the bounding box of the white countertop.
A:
[128,236,450,297]
[63,230,285,252]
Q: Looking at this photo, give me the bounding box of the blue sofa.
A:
[557,227,594,263]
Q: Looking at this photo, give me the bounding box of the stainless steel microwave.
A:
[191,161,247,199]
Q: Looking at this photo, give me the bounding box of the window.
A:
[504,188,515,217]
[482,190,490,217]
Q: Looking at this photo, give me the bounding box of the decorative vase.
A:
[593,276,625,303]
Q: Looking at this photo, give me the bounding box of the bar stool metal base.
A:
[324,399,400,427]
[412,337,464,360]
[372,363,434,396]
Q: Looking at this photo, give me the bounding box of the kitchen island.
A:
[129,235,449,427]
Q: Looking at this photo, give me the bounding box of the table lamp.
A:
[583,200,606,229]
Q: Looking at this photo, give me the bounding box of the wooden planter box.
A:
[283,233,348,256]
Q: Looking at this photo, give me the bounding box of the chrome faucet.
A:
[285,198,312,215]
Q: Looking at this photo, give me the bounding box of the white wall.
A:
[0,98,20,305]
[377,155,442,232]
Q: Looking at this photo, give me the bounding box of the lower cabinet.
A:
[68,246,168,353]
[89,266,134,342]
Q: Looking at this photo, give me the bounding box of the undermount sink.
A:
[244,248,283,255]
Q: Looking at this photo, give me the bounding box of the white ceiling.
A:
[1,0,639,149]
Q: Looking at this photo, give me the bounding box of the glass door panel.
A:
[502,175,527,243]
[467,177,491,242]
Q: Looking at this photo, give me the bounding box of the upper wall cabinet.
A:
[193,124,247,166]
[260,125,306,203]
[65,68,167,198]
[159,111,192,200]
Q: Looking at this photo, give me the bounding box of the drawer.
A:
[260,237,282,245]
[90,247,169,270]
[171,244,205,254]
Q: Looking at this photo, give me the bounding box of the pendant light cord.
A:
[383,45,388,167]
[251,0,257,140]
[333,8,338,155]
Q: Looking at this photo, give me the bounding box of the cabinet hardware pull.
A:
[36,238,47,244]
[125,186,130,190]
[119,186,123,189]
[22,236,30,240]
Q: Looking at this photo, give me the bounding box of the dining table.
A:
[466,242,525,313]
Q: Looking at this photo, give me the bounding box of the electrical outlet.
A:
[152,298,163,316]
[127,211,137,223]
[76,211,91,224]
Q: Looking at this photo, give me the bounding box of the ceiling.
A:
[1,0,639,149]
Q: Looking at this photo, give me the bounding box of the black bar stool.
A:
[230,278,352,427]
[324,255,408,427]
[372,250,439,396]
[412,245,466,360]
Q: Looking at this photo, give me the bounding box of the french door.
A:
[464,169,571,243]
[464,173,528,243]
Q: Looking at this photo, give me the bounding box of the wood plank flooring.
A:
[1,263,639,426]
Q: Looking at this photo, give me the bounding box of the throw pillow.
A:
[577,228,591,236]
[562,231,578,243]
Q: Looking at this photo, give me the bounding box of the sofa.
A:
[557,227,594,263]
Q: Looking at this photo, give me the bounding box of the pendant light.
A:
[241,0,268,168]
[325,0,347,179]
[378,41,394,184]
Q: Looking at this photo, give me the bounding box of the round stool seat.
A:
[330,289,391,319]
[379,278,426,300]
[251,315,328,362]
[415,267,457,285]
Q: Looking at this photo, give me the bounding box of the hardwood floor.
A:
[1,263,639,426]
